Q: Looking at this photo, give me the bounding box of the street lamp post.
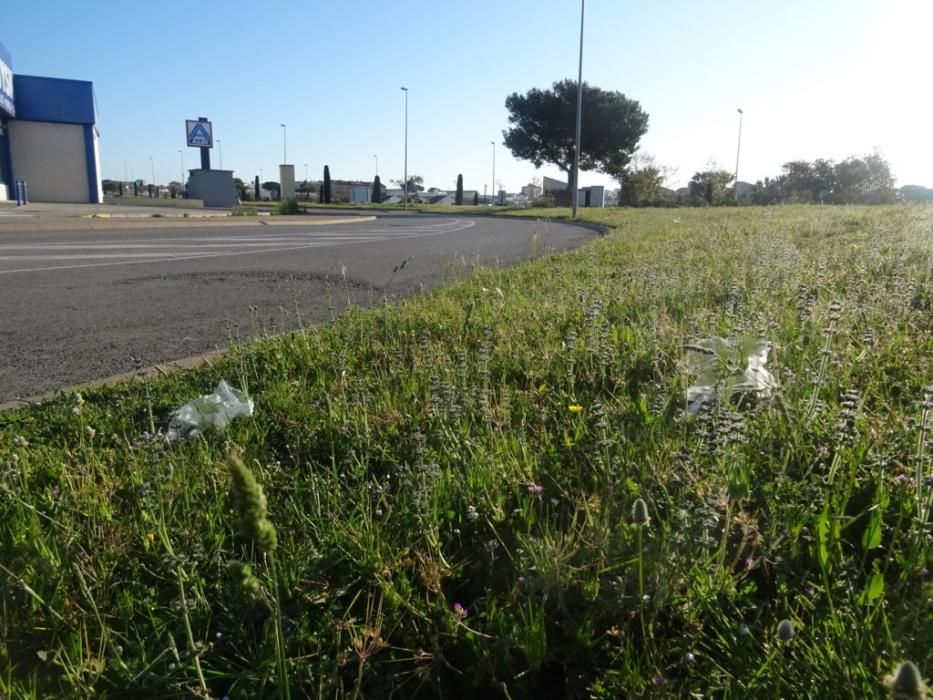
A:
[280,124,287,164]
[217,139,223,169]
[149,156,156,189]
[490,141,496,205]
[304,163,308,182]
[400,87,408,210]
[374,154,378,177]
[571,0,585,218]
[734,108,744,202]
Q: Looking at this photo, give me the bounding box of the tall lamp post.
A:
[400,87,408,210]
[149,156,156,188]
[217,139,223,169]
[734,108,744,202]
[280,124,287,164]
[374,154,378,177]
[490,141,496,205]
[571,0,585,218]
[304,163,308,182]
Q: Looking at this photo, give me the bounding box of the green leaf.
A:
[861,507,883,550]
[858,570,884,605]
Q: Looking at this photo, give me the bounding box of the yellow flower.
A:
[568,404,583,414]
[146,532,155,543]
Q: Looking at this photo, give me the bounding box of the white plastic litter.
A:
[166,380,254,442]
[684,337,777,415]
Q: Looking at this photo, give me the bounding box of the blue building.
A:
[0,41,102,203]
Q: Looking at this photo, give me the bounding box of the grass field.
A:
[1,205,931,698]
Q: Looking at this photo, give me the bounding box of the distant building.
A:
[521,183,542,199]
[0,41,102,203]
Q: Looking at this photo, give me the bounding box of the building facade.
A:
[0,42,102,203]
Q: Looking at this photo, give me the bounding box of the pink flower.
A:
[452,603,468,619]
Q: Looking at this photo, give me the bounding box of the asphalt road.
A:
[0,213,595,402]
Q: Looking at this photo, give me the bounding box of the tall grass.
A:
[1,205,930,697]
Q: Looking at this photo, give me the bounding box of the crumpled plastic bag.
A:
[166,380,254,442]
[684,337,777,415]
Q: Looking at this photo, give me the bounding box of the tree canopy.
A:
[503,79,648,186]
[752,153,896,205]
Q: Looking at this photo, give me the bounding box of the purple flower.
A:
[804,586,815,597]
[517,576,526,586]
[527,483,544,495]
[452,603,468,619]
[484,539,500,552]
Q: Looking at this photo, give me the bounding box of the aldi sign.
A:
[186,119,212,148]
[0,43,14,117]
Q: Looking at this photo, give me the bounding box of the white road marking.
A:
[0,219,476,275]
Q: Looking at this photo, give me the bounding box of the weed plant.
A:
[1,205,931,697]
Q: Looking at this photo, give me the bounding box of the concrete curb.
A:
[0,349,230,412]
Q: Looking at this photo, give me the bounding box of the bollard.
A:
[14,180,23,206]
[21,180,27,205]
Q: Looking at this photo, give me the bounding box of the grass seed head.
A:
[632,498,651,527]
[885,661,929,700]
[228,454,277,553]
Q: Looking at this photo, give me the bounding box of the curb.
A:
[0,349,230,412]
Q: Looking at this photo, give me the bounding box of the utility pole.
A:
[401,87,409,210]
[734,108,744,202]
[571,0,585,218]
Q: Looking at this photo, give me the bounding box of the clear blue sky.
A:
[5,0,930,191]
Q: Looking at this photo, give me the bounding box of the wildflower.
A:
[146,532,155,543]
[885,661,928,700]
[527,483,544,495]
[632,498,650,527]
[484,539,500,552]
[452,603,468,619]
[466,505,479,522]
[71,406,82,416]
[85,426,96,440]
[12,435,28,448]
[228,454,278,553]
[74,392,85,407]
[776,619,795,641]
[568,404,583,414]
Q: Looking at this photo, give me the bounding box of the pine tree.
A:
[372,175,382,203]
[473,191,479,206]
[323,165,332,204]
[455,174,464,205]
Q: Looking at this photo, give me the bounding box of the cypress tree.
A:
[455,174,464,205]
[323,165,332,204]
[473,191,479,206]
[371,175,382,203]
[254,176,260,200]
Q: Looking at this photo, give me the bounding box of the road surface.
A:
[0,213,595,402]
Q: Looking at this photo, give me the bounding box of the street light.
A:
[304,163,308,182]
[280,123,287,164]
[400,87,408,210]
[734,108,744,202]
[373,154,378,177]
[217,139,223,169]
[571,0,585,218]
[149,156,155,187]
[490,141,496,206]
